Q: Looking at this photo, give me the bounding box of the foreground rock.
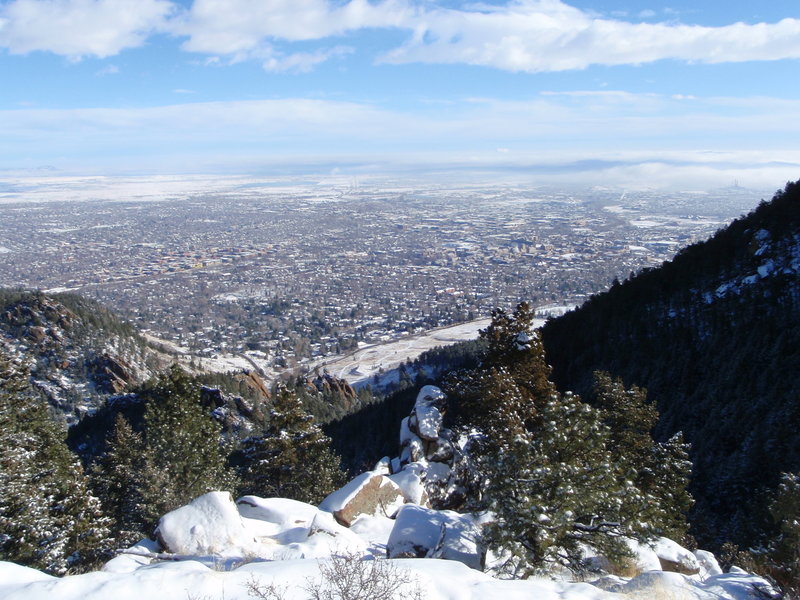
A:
[155,491,256,555]
[387,504,485,571]
[319,470,405,526]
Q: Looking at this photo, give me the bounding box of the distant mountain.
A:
[541,180,800,550]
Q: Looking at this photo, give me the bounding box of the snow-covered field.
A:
[307,319,494,386]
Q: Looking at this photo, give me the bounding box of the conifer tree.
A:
[447,305,651,576]
[239,385,345,504]
[94,413,151,546]
[0,352,111,574]
[591,372,693,543]
[139,365,237,525]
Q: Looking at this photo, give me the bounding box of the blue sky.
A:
[1,0,800,187]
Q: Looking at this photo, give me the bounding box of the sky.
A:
[1,0,800,188]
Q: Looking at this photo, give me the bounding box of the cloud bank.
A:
[1,0,800,70]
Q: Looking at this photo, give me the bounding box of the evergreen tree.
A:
[139,365,237,526]
[591,372,693,543]
[763,472,800,595]
[0,353,111,574]
[447,306,653,576]
[479,392,631,577]
[94,413,152,546]
[239,385,346,504]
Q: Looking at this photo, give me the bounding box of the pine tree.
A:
[94,413,151,546]
[0,352,111,574]
[447,307,647,576]
[591,372,693,542]
[764,472,800,595]
[239,385,345,504]
[139,365,237,525]
[478,391,635,577]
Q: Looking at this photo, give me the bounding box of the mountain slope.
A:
[541,181,800,550]
[0,289,157,422]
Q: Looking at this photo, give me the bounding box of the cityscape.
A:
[0,174,765,375]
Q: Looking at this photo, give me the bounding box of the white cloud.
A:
[1,0,799,72]
[174,0,412,56]
[379,1,800,71]
[0,0,174,59]
[262,46,353,73]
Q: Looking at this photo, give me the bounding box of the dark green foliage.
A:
[239,385,346,504]
[447,304,654,575]
[591,372,693,544]
[139,365,238,523]
[93,414,151,547]
[0,352,111,574]
[542,181,800,551]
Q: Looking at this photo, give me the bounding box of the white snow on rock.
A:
[236,496,318,530]
[416,385,447,408]
[319,471,405,526]
[388,468,429,506]
[102,538,161,574]
[387,504,484,570]
[155,491,257,556]
[651,536,700,575]
[414,403,443,441]
[694,549,723,578]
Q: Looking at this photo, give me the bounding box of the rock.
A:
[236,496,319,529]
[413,404,443,441]
[387,468,430,507]
[319,471,405,527]
[155,491,255,556]
[415,385,447,410]
[426,437,454,463]
[387,504,484,570]
[694,549,723,578]
[652,537,700,576]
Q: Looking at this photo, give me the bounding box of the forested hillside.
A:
[542,180,800,552]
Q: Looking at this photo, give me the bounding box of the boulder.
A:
[155,491,255,556]
[387,504,484,570]
[387,468,430,507]
[652,537,700,576]
[319,471,405,527]
[694,549,723,578]
[413,404,443,441]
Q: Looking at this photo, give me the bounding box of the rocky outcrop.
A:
[393,385,467,509]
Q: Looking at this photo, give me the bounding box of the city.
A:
[0,175,765,377]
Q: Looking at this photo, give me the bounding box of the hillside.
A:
[0,289,157,422]
[542,180,800,550]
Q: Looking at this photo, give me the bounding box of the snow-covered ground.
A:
[306,319,495,386]
[0,489,779,600]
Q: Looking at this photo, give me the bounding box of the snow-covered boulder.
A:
[652,537,700,575]
[414,403,443,441]
[416,385,447,409]
[319,471,405,527]
[236,496,318,529]
[387,504,485,570]
[102,538,162,573]
[694,549,723,578]
[388,468,430,506]
[154,491,255,556]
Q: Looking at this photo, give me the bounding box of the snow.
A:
[0,471,780,600]
[155,491,256,556]
[415,404,443,441]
